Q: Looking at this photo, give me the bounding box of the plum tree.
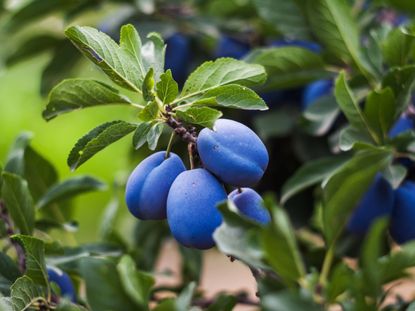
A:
[347,175,394,235]
[390,181,415,244]
[165,33,191,86]
[215,35,250,59]
[302,79,333,109]
[228,188,270,224]
[125,151,186,220]
[197,119,269,187]
[167,168,227,249]
[47,266,76,302]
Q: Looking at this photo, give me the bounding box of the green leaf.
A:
[254,108,298,139]
[142,68,155,102]
[206,294,237,311]
[133,122,153,150]
[4,132,33,176]
[100,197,120,242]
[141,32,165,81]
[382,65,415,116]
[326,263,354,302]
[382,164,407,189]
[43,79,132,121]
[116,255,155,307]
[261,196,306,286]
[281,155,349,204]
[359,218,389,297]
[176,282,196,311]
[146,123,164,150]
[262,289,322,311]
[156,70,179,105]
[363,88,396,141]
[120,24,144,74]
[12,235,48,287]
[381,26,415,67]
[193,84,268,111]
[65,26,144,92]
[80,257,141,311]
[302,94,340,136]
[245,47,330,90]
[8,276,46,311]
[335,72,378,143]
[213,201,267,269]
[323,147,392,245]
[180,58,266,99]
[0,253,20,283]
[176,107,222,128]
[67,121,137,170]
[179,246,202,283]
[253,0,310,40]
[1,173,34,235]
[338,126,373,151]
[37,176,106,209]
[139,101,159,121]
[306,0,369,76]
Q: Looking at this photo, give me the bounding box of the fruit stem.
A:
[165,131,176,159]
[237,187,243,193]
[188,143,195,169]
[319,244,335,286]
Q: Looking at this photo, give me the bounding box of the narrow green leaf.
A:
[120,24,144,74]
[146,123,164,150]
[117,255,155,307]
[65,26,144,92]
[44,79,132,121]
[245,47,330,90]
[381,27,415,67]
[0,253,20,282]
[133,122,153,150]
[12,236,48,287]
[338,126,373,151]
[141,32,165,81]
[4,132,33,176]
[180,58,266,99]
[382,164,407,189]
[363,88,396,140]
[156,70,179,105]
[193,84,267,111]
[142,68,155,102]
[262,290,322,311]
[206,294,237,311]
[281,155,349,204]
[179,246,202,283]
[382,65,415,116]
[261,196,306,286]
[176,107,222,128]
[323,148,392,245]
[335,72,378,143]
[67,121,137,170]
[1,173,34,235]
[253,0,310,40]
[37,176,106,209]
[100,197,120,242]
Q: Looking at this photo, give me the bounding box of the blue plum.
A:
[388,115,413,138]
[390,181,415,244]
[167,168,226,249]
[271,39,322,53]
[197,119,269,187]
[347,175,394,235]
[125,151,186,220]
[165,33,191,85]
[47,266,76,302]
[302,79,333,109]
[215,36,250,59]
[228,188,270,224]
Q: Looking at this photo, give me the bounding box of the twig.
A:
[0,200,25,273]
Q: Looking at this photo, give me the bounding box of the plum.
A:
[165,33,191,86]
[197,119,269,187]
[215,36,250,59]
[302,79,333,109]
[167,168,226,249]
[125,151,186,220]
[228,188,270,224]
[47,266,76,302]
[390,181,415,244]
[347,175,394,235]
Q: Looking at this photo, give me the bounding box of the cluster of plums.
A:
[347,174,415,244]
[126,119,271,249]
